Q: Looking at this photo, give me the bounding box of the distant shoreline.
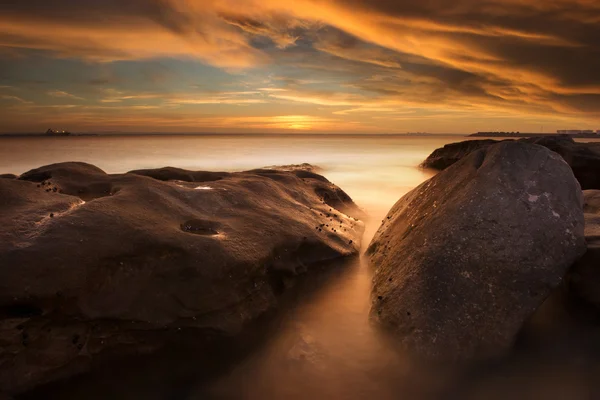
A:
[0,133,100,137]
[470,132,600,139]
[0,132,467,138]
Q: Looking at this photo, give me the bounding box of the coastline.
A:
[0,132,466,138]
[470,132,600,139]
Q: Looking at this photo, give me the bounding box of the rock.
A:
[567,190,600,310]
[248,168,356,216]
[19,162,114,202]
[421,136,600,190]
[0,162,364,394]
[420,139,499,170]
[128,166,229,183]
[369,142,586,361]
[260,163,322,173]
[525,136,600,190]
[582,189,600,214]
[0,174,16,180]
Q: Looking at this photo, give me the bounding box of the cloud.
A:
[312,28,403,68]
[96,88,266,106]
[0,95,31,104]
[0,0,266,67]
[0,0,599,131]
[47,90,84,100]
[221,14,301,49]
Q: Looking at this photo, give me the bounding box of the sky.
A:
[1,0,599,134]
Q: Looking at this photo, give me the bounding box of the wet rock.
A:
[421,136,600,190]
[0,162,364,394]
[369,142,586,361]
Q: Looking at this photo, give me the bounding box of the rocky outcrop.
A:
[369,142,586,361]
[0,162,364,394]
[420,139,499,170]
[567,190,600,310]
[421,136,600,190]
[525,136,600,190]
[0,174,16,179]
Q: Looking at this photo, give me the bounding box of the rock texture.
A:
[420,139,499,170]
[421,136,600,190]
[369,142,586,361]
[567,190,600,310]
[0,162,364,394]
[582,189,600,215]
[128,166,229,183]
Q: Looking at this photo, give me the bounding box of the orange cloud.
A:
[1,0,599,132]
[0,7,264,68]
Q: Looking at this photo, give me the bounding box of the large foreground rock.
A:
[422,136,600,190]
[567,190,600,309]
[369,142,586,361]
[0,162,364,394]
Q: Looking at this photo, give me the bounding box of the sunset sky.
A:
[1,0,599,134]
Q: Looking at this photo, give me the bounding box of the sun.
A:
[289,123,311,130]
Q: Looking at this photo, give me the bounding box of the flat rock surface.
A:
[0,162,364,394]
[369,142,586,361]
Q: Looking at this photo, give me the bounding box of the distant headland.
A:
[471,130,600,138]
[0,130,99,137]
